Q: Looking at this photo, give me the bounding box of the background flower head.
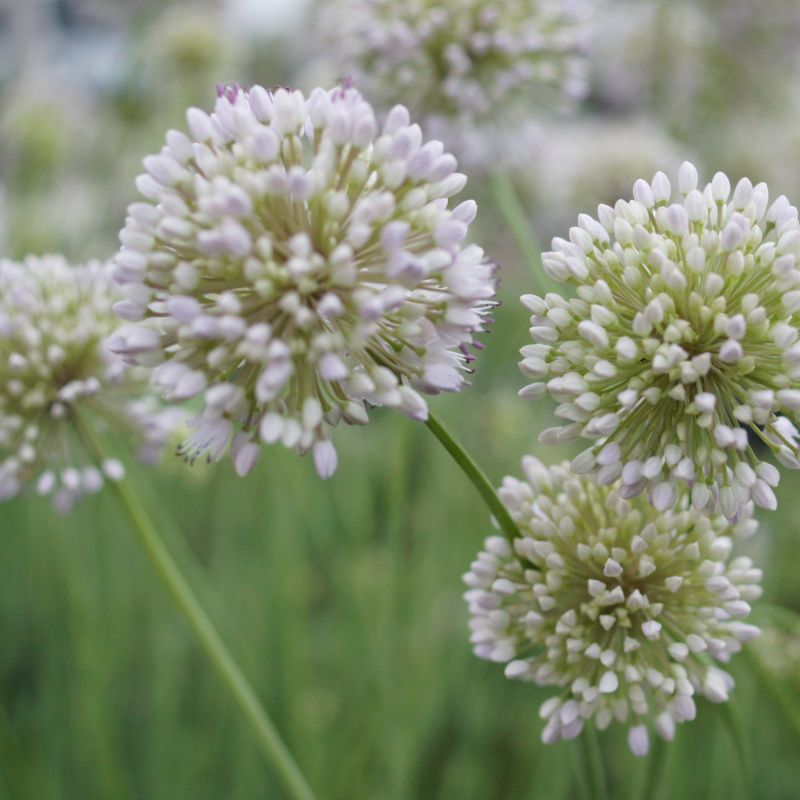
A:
[111,84,496,479]
[0,255,176,512]
[320,0,589,166]
[520,162,800,518]
[464,457,761,755]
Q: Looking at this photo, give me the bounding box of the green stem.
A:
[489,169,555,294]
[75,418,317,799]
[580,726,610,800]
[716,701,752,793]
[425,409,521,542]
[108,475,318,800]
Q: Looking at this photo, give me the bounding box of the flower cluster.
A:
[0,256,177,512]
[111,84,495,478]
[322,0,588,159]
[464,458,761,755]
[520,162,800,518]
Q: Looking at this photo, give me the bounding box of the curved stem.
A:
[108,475,318,800]
[74,411,318,800]
[716,700,752,794]
[425,409,521,542]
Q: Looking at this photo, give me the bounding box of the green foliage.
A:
[0,266,799,798]
[1,1,800,797]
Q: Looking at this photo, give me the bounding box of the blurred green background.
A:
[1,0,800,797]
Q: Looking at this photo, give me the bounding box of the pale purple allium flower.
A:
[321,0,589,166]
[464,457,761,755]
[111,85,496,479]
[521,162,800,518]
[0,256,178,512]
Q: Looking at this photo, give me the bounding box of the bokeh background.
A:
[1,0,800,797]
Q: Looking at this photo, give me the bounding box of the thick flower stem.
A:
[107,475,318,800]
[425,409,521,542]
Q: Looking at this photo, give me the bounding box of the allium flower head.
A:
[464,458,761,755]
[0,256,176,511]
[323,0,588,160]
[111,84,495,478]
[520,162,800,517]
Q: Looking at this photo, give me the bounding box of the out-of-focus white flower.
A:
[321,0,588,165]
[223,0,310,39]
[111,84,495,479]
[589,0,706,116]
[753,626,800,687]
[527,117,687,238]
[0,256,177,512]
[145,4,232,78]
[464,457,761,755]
[708,102,800,203]
[520,162,800,518]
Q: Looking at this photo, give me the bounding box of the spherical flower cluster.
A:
[0,256,177,512]
[111,84,495,479]
[464,458,761,755]
[520,162,800,518]
[322,0,588,159]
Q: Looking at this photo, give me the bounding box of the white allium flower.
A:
[145,5,231,77]
[520,162,800,518]
[224,0,310,39]
[322,0,588,161]
[588,0,706,116]
[0,256,178,512]
[111,84,495,479]
[464,457,761,755]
